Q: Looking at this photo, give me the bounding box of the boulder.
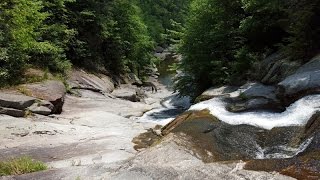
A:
[28,103,52,116]
[227,98,284,112]
[227,83,284,112]
[111,86,142,102]
[277,54,320,105]
[0,93,36,110]
[195,86,239,103]
[21,80,66,114]
[68,69,115,93]
[0,107,25,117]
[254,53,300,84]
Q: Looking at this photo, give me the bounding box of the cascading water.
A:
[255,137,314,159]
[140,52,319,160]
[190,94,320,130]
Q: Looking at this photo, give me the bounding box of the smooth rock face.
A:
[0,93,36,110]
[112,85,141,102]
[68,69,115,93]
[108,134,294,180]
[240,83,277,100]
[21,80,66,114]
[277,54,320,104]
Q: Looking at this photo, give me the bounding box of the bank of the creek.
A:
[0,52,319,180]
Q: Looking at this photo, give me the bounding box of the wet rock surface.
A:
[150,108,320,179]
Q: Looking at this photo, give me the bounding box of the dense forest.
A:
[1,0,320,99]
[176,0,320,98]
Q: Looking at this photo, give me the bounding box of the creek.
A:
[138,53,319,161]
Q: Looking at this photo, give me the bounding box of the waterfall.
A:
[190,95,320,130]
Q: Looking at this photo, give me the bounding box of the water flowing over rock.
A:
[244,112,320,179]
[109,134,294,180]
[158,110,314,162]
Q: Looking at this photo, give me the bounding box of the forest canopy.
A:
[0,0,188,85]
[1,0,319,99]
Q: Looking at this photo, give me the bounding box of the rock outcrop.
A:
[21,80,66,114]
[277,54,320,105]
[255,53,300,84]
[109,134,294,180]
[68,69,115,94]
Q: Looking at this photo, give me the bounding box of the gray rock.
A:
[21,80,66,114]
[112,85,142,102]
[68,69,115,93]
[28,103,52,116]
[240,82,277,100]
[109,134,294,180]
[195,86,239,103]
[227,98,283,112]
[0,107,25,117]
[277,54,320,104]
[0,93,36,110]
[254,53,300,84]
[227,83,283,112]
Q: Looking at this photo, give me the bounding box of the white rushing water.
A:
[255,137,314,159]
[190,94,320,130]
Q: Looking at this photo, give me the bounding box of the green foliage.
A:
[0,0,72,86]
[0,157,47,176]
[138,0,191,45]
[176,0,320,99]
[66,0,154,76]
[0,0,157,86]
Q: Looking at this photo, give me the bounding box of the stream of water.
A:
[139,53,318,160]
